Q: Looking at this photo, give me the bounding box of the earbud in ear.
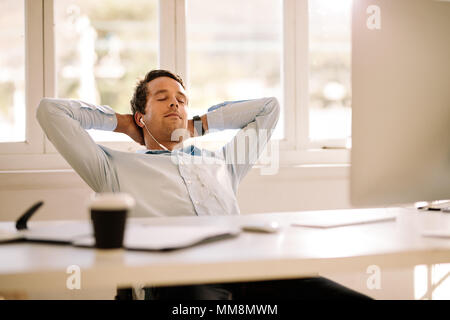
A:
[140,118,144,125]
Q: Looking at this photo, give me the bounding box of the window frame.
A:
[0,0,351,170]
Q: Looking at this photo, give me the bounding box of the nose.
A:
[169,96,179,109]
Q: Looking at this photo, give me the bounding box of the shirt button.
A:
[194,200,199,205]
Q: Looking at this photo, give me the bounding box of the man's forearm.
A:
[36,98,119,192]
[205,98,278,132]
[37,98,117,131]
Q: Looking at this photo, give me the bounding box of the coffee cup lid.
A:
[89,192,135,210]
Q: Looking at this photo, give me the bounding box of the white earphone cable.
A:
[140,119,169,151]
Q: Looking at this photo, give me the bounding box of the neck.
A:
[144,133,183,151]
[143,125,189,151]
[145,138,172,151]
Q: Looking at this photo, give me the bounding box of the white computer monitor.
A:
[350,0,450,207]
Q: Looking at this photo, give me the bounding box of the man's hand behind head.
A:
[114,113,145,146]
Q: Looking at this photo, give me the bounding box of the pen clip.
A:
[16,201,44,231]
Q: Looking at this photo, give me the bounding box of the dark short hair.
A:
[130,69,185,115]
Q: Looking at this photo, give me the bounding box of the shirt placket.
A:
[178,152,204,216]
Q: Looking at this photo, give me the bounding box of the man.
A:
[37,69,370,300]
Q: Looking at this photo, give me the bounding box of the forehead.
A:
[146,76,186,96]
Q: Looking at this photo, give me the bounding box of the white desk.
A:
[1,207,450,293]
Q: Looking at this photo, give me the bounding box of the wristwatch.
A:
[193,115,204,136]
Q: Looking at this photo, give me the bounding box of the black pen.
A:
[16,201,44,230]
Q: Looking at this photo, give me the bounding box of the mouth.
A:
[164,113,181,119]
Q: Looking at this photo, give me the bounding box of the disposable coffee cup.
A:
[89,193,135,249]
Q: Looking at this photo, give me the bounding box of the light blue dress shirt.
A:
[36,97,280,218]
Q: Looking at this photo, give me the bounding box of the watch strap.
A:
[193,115,204,136]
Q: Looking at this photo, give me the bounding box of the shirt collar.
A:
[137,145,202,156]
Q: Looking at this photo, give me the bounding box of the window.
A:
[0,0,25,143]
[415,264,450,300]
[186,0,283,142]
[54,0,159,142]
[0,0,353,169]
[308,0,352,145]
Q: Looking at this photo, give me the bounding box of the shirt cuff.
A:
[84,102,117,131]
[103,111,118,131]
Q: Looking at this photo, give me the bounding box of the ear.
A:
[134,112,144,128]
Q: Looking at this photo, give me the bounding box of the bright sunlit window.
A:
[0,0,25,143]
[54,0,159,141]
[186,0,283,142]
[414,264,450,300]
[0,0,355,164]
[308,0,352,142]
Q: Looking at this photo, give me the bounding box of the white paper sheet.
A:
[291,211,397,228]
[421,230,450,238]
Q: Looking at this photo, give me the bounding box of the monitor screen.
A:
[350,0,450,207]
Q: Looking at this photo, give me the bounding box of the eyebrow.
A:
[152,89,187,100]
